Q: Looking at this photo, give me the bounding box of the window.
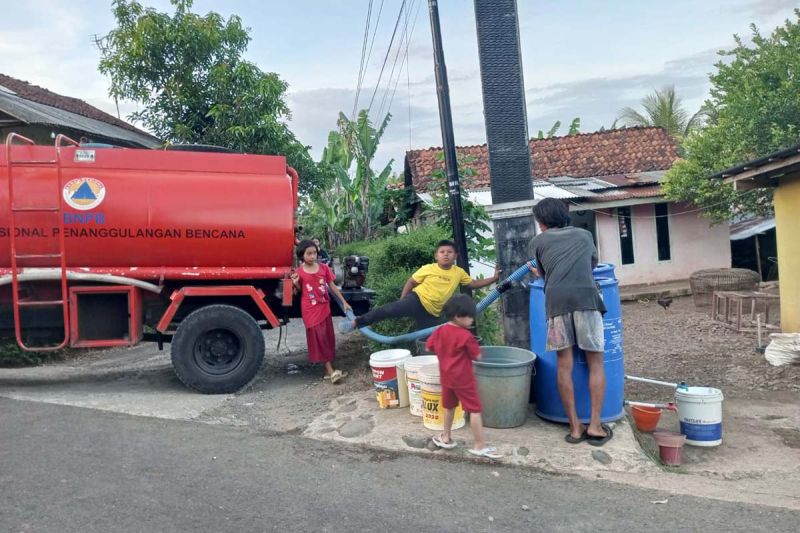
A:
[617,207,634,265]
[655,203,671,261]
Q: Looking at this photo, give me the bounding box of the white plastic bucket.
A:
[404,355,438,416]
[369,349,411,409]
[396,362,409,408]
[675,386,724,447]
[419,364,465,431]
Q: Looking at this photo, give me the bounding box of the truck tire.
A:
[171,304,265,394]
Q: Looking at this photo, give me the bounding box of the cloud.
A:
[287,86,451,172]
[745,0,799,17]
[524,48,721,134]
[289,46,728,171]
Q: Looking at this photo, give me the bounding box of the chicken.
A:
[657,294,673,310]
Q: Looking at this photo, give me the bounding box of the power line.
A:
[363,0,387,89]
[378,0,423,121]
[366,0,407,115]
[406,1,412,150]
[385,0,424,121]
[376,0,416,119]
[352,0,374,119]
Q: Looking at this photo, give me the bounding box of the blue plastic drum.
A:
[529,276,624,423]
[592,263,616,279]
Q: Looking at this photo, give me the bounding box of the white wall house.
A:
[404,127,731,286]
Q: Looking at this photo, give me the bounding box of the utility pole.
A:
[428,0,470,273]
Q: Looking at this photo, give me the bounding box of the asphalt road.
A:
[1,398,797,533]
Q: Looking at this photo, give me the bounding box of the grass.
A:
[0,340,68,367]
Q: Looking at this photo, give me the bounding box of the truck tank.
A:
[0,144,296,280]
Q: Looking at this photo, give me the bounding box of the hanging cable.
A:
[352,0,374,118]
[376,0,416,119]
[366,0,407,116]
[386,0,424,119]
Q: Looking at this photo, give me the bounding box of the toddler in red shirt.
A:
[425,294,502,459]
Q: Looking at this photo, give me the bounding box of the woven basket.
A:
[689,268,760,308]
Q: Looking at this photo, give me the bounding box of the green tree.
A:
[300,110,397,247]
[96,0,327,194]
[663,11,800,221]
[618,86,707,140]
[337,111,393,239]
[425,153,495,262]
[536,117,581,139]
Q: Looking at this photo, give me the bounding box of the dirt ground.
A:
[622,295,800,401]
[322,294,800,403]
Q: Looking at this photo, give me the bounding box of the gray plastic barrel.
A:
[474,346,537,428]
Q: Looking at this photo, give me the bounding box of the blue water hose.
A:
[333,260,537,345]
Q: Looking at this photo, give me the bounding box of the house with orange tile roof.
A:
[403,127,731,287]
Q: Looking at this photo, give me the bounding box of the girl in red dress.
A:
[291,240,351,383]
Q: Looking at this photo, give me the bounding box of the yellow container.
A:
[419,364,465,431]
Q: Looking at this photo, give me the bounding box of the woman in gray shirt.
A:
[529,198,612,446]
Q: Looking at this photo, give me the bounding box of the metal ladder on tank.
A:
[5,133,77,351]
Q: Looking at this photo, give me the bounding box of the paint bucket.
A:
[653,431,687,466]
[404,355,438,416]
[631,405,662,432]
[369,349,411,409]
[419,364,465,431]
[675,387,724,447]
[396,362,409,408]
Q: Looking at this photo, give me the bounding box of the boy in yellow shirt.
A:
[340,240,500,332]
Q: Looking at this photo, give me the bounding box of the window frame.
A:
[617,206,635,265]
[654,202,672,262]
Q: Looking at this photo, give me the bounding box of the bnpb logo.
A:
[62,178,106,211]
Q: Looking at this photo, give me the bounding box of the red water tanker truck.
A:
[1,133,373,393]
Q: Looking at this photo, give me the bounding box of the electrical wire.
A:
[382,0,424,121]
[366,0,407,115]
[406,0,412,150]
[352,0,374,118]
[375,0,416,119]
[364,0,387,86]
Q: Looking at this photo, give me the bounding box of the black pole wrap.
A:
[474,0,536,349]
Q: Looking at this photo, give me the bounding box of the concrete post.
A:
[485,201,537,349]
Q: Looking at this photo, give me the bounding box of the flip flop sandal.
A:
[432,434,457,449]
[587,424,613,447]
[330,370,348,384]
[323,374,331,380]
[565,431,588,444]
[468,446,502,459]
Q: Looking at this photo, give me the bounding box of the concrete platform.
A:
[304,390,657,475]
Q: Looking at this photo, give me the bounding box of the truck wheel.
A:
[171,304,265,394]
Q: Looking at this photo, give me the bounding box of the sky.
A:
[1,0,798,173]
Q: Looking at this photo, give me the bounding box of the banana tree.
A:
[337,110,392,239]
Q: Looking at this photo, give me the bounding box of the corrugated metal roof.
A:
[730,216,776,241]
[591,184,663,201]
[0,91,159,148]
[532,182,579,199]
